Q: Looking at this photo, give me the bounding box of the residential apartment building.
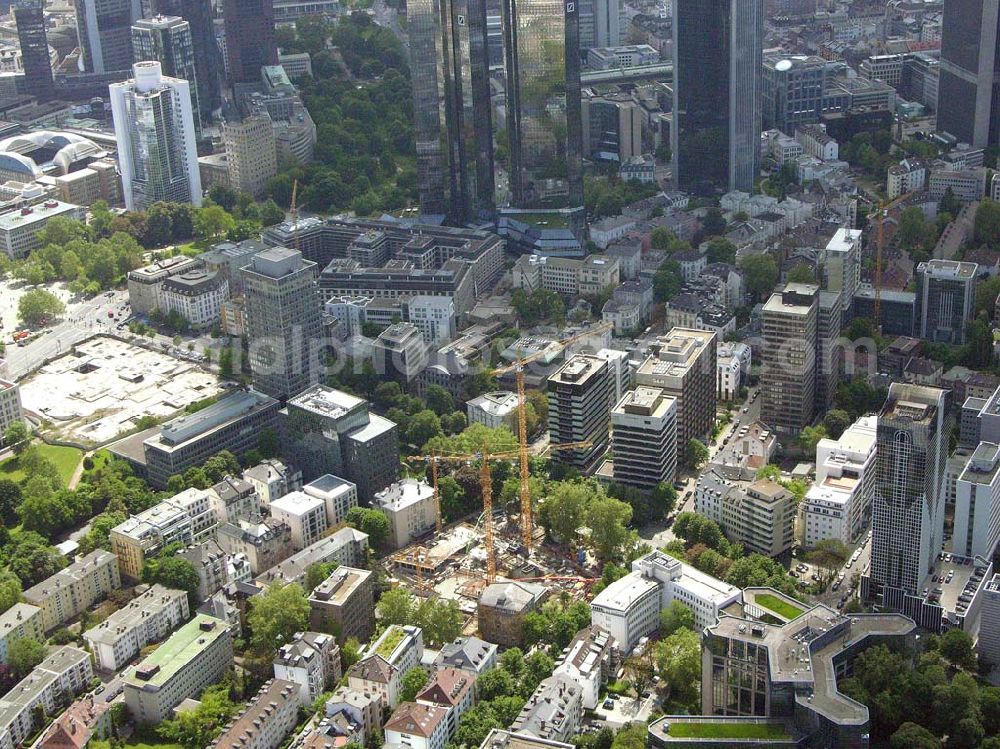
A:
[255,528,369,588]
[209,680,299,749]
[635,328,717,448]
[124,615,233,724]
[0,604,43,665]
[0,647,93,749]
[547,355,611,471]
[270,491,329,551]
[384,703,448,749]
[23,550,120,631]
[274,632,341,706]
[611,387,677,490]
[0,380,23,450]
[511,677,582,743]
[348,625,423,709]
[323,688,384,745]
[761,283,818,438]
[716,342,750,401]
[217,518,293,575]
[552,627,620,710]
[372,479,436,550]
[139,389,281,490]
[416,668,476,740]
[434,636,498,676]
[308,567,375,644]
[177,540,230,603]
[590,550,741,650]
[206,476,259,524]
[243,459,302,506]
[478,582,548,647]
[695,475,796,557]
[887,158,927,198]
[915,259,978,345]
[954,442,1000,560]
[804,415,877,546]
[302,474,358,528]
[981,574,1000,668]
[84,585,189,673]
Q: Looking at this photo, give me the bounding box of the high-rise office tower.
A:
[915,259,979,345]
[148,0,222,118]
[761,283,818,438]
[14,0,54,100]
[938,0,1000,147]
[672,0,762,195]
[578,0,621,50]
[864,384,947,623]
[223,0,278,84]
[502,0,584,211]
[222,111,277,198]
[547,354,610,470]
[132,16,200,127]
[110,61,202,211]
[76,0,142,73]
[408,0,495,222]
[242,247,323,400]
[611,387,677,490]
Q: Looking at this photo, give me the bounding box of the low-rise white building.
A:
[270,490,329,550]
[0,200,84,260]
[716,342,751,400]
[303,474,359,528]
[83,585,189,673]
[0,604,43,665]
[0,380,23,450]
[589,550,740,651]
[23,550,121,631]
[887,158,927,198]
[372,479,436,550]
[467,391,520,432]
[160,269,229,329]
[954,442,1000,560]
[552,627,619,710]
[384,702,449,749]
[273,632,342,707]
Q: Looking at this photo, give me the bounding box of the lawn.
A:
[755,593,804,621]
[0,444,83,485]
[666,722,789,739]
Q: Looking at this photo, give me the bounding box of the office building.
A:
[132,15,200,128]
[581,93,643,166]
[804,415,877,547]
[242,247,323,400]
[0,604,43,665]
[511,676,582,743]
[223,111,277,198]
[372,479,436,550]
[761,283,818,438]
[255,527,369,588]
[0,200,85,260]
[980,574,1000,668]
[270,491,329,550]
[408,0,494,222]
[147,0,221,117]
[83,585,189,673]
[937,0,1000,147]
[501,0,584,214]
[160,269,229,330]
[761,53,832,134]
[611,387,677,490]
[863,385,948,626]
[816,290,842,414]
[372,323,429,384]
[695,473,796,557]
[819,228,861,315]
[512,254,620,297]
[668,592,916,748]
[140,389,281,490]
[481,731,574,749]
[13,0,53,100]
[0,647,93,749]
[23,551,121,631]
[111,62,202,212]
[308,567,376,644]
[478,582,548,647]
[124,615,233,724]
[76,0,140,73]
[126,255,203,315]
[635,328,717,448]
[281,385,400,500]
[223,0,277,84]
[209,680,299,749]
[578,0,621,49]
[547,355,610,471]
[0,380,23,450]
[274,632,341,706]
[110,487,219,579]
[673,0,762,194]
[590,550,740,652]
[954,442,1000,560]
[915,259,978,345]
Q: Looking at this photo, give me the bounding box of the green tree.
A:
[823,409,851,439]
[9,637,46,679]
[346,506,390,548]
[157,684,238,746]
[739,253,779,302]
[889,722,940,749]
[704,237,737,265]
[659,600,695,636]
[540,481,595,543]
[142,556,200,606]
[0,479,21,524]
[939,628,977,671]
[194,204,236,240]
[377,587,415,626]
[424,386,454,416]
[799,425,828,454]
[17,289,65,326]
[415,598,464,645]
[399,667,429,702]
[685,439,709,470]
[897,206,933,250]
[586,495,634,561]
[478,668,516,700]
[701,207,726,236]
[3,421,29,454]
[656,627,701,703]
[963,316,995,369]
[407,410,443,447]
[653,259,683,302]
[305,561,339,591]
[786,263,816,284]
[975,198,1000,248]
[248,582,311,655]
[805,539,849,580]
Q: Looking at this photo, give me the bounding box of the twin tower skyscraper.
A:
[410,0,763,225]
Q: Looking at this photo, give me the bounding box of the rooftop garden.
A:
[666,722,790,739]
[754,593,804,621]
[375,626,406,660]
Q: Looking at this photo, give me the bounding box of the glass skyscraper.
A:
[75,0,142,73]
[672,0,762,196]
[502,0,584,211]
[13,0,53,100]
[409,0,495,223]
[223,0,278,84]
[132,15,200,130]
[938,0,1000,147]
[148,0,223,118]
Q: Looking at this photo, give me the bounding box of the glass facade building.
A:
[223,0,278,84]
[673,0,762,195]
[148,0,223,117]
[132,15,200,129]
[938,0,1000,147]
[502,0,584,211]
[75,0,142,73]
[409,0,496,222]
[13,0,53,100]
